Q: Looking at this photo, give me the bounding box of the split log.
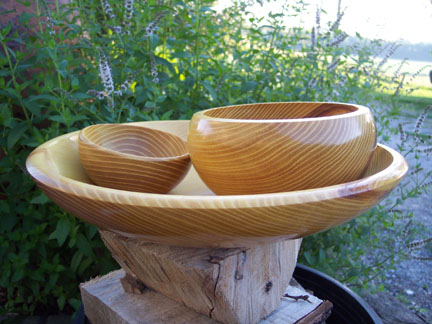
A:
[99,230,302,324]
[80,269,332,324]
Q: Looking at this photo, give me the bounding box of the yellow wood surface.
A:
[188,102,377,194]
[78,124,190,193]
[26,120,407,248]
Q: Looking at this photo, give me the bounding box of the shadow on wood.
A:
[98,230,305,323]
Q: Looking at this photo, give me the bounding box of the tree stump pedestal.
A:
[80,230,332,324]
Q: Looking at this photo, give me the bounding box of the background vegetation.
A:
[1,0,431,316]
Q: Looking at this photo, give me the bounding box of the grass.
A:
[378,57,432,111]
[391,96,431,129]
[377,82,432,113]
[396,93,432,113]
[375,81,432,137]
[407,84,432,98]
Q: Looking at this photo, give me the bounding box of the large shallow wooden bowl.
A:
[26,120,407,248]
[79,124,190,193]
[188,102,377,195]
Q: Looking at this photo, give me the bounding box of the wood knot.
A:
[120,274,147,295]
[209,256,224,264]
[265,281,273,293]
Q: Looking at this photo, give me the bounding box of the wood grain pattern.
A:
[78,124,191,193]
[99,230,302,324]
[80,269,330,324]
[26,120,407,248]
[188,102,377,195]
[80,270,218,324]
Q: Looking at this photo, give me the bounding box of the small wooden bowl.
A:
[26,120,407,248]
[188,102,377,195]
[78,124,191,193]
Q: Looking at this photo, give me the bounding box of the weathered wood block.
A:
[81,270,216,324]
[80,269,332,324]
[99,230,302,324]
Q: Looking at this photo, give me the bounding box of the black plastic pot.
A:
[293,264,382,324]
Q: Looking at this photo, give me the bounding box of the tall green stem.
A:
[52,43,68,126]
[1,40,32,129]
[55,0,61,15]
[255,24,280,102]
[35,0,44,34]
[193,0,201,101]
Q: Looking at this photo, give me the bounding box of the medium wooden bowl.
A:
[26,120,407,248]
[188,102,377,195]
[78,124,190,193]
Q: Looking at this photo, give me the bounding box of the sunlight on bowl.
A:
[26,120,407,248]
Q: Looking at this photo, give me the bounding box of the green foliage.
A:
[299,101,432,289]
[1,0,430,315]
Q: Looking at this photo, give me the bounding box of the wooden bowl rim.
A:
[194,101,370,123]
[26,121,408,209]
[79,123,189,162]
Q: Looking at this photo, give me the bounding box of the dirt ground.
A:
[372,112,432,323]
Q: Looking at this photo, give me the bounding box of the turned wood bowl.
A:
[78,124,190,193]
[188,102,377,195]
[26,120,407,248]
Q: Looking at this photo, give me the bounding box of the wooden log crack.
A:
[208,255,223,318]
[97,230,303,324]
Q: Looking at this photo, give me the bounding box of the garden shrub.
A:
[1,0,430,315]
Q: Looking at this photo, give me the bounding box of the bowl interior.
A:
[203,102,359,120]
[56,131,391,196]
[81,124,188,159]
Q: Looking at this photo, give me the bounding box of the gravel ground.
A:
[368,111,432,323]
